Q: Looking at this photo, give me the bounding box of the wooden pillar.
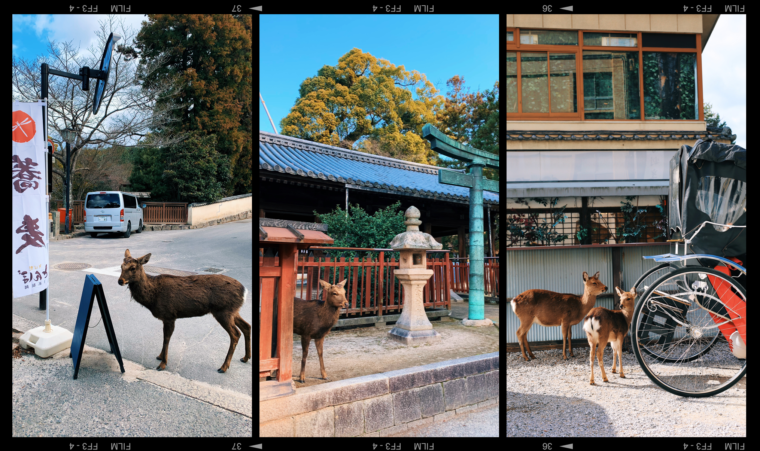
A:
[611,247,630,352]
[423,222,432,235]
[581,197,590,245]
[486,207,493,257]
[458,225,466,258]
[277,243,297,384]
[259,209,265,256]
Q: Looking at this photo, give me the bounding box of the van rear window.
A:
[86,193,121,208]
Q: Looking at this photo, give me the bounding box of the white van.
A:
[83,191,144,238]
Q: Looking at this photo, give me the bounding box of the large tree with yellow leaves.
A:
[280,48,444,164]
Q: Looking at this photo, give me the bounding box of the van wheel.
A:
[90,233,98,238]
[123,222,131,238]
[136,220,143,233]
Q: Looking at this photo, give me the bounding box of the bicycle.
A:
[630,222,746,397]
[628,138,746,397]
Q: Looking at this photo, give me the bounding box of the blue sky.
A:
[701,15,746,148]
[12,15,147,73]
[12,14,148,146]
[258,14,499,135]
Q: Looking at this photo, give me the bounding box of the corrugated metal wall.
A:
[619,245,671,291]
[506,245,671,345]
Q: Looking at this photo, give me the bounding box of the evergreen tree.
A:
[123,14,252,196]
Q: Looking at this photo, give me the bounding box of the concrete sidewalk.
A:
[390,403,499,437]
[13,315,252,437]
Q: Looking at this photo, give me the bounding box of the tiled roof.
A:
[506,126,736,143]
[259,131,499,205]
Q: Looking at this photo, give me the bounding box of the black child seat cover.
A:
[670,138,746,265]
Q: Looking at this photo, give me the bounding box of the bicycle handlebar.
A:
[685,221,746,243]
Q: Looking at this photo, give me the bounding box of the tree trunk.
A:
[65,147,81,229]
[68,148,81,203]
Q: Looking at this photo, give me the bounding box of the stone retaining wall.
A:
[145,210,252,231]
[260,352,499,437]
[188,194,252,225]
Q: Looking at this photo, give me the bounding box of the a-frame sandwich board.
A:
[71,274,125,379]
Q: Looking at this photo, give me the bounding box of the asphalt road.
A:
[13,219,253,396]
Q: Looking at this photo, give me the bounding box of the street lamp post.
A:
[38,32,119,311]
[60,128,77,235]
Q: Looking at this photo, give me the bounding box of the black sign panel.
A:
[70,274,125,379]
[93,33,117,115]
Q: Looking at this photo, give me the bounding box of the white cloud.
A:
[702,15,746,147]
[16,14,147,63]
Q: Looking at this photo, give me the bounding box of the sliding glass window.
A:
[507,52,517,113]
[643,52,698,120]
[582,51,640,119]
[518,53,577,114]
[550,54,577,113]
[506,29,702,121]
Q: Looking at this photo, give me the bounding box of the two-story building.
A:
[506,14,736,351]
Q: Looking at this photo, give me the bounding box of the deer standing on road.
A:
[118,249,251,373]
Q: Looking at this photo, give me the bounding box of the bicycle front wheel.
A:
[631,266,746,397]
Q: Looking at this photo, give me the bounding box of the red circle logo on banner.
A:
[12,110,37,143]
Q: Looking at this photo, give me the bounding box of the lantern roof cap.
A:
[389,206,442,251]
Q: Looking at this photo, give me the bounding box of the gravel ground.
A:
[507,347,746,438]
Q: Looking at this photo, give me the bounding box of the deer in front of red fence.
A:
[118,249,251,373]
[293,279,348,383]
[510,271,607,361]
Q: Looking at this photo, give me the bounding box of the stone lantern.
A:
[388,206,443,345]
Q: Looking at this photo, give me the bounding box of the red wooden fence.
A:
[53,200,188,224]
[293,251,451,318]
[450,257,500,297]
[142,202,187,224]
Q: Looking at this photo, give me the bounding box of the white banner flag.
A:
[12,100,49,297]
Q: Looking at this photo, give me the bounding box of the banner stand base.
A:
[18,319,73,358]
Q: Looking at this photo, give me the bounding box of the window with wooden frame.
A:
[506,28,703,122]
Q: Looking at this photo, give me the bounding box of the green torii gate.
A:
[422,124,499,321]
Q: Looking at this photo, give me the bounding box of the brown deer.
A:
[293,279,348,383]
[511,271,607,361]
[118,249,251,373]
[583,286,636,385]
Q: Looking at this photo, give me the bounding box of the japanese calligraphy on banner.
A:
[12,101,49,298]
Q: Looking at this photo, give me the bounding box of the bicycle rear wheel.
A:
[632,263,673,294]
[635,265,723,363]
[631,266,746,397]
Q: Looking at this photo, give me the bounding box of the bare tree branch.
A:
[12,15,190,205]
